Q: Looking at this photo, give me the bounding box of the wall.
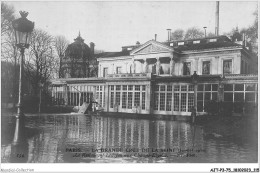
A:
[174,50,242,75]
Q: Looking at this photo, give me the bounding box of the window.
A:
[209,39,217,42]
[160,85,165,91]
[180,93,187,111]
[245,84,255,91]
[178,42,184,46]
[127,92,133,109]
[223,60,232,74]
[115,92,121,105]
[188,93,194,112]
[202,61,210,75]
[174,85,180,91]
[103,68,108,77]
[235,84,244,91]
[193,40,200,44]
[183,62,191,75]
[166,93,172,111]
[174,93,179,111]
[122,92,127,108]
[116,85,121,90]
[188,85,194,91]
[134,92,140,107]
[116,67,122,74]
[159,93,165,111]
[224,84,233,91]
[181,85,187,91]
[142,92,146,110]
[128,85,133,90]
[110,92,114,108]
[167,85,172,91]
[197,84,219,112]
[135,85,140,91]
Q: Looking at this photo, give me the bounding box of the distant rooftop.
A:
[95,51,130,58]
[97,35,245,58]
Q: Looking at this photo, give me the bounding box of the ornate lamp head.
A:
[12,11,34,49]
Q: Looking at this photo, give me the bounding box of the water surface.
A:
[1,113,257,163]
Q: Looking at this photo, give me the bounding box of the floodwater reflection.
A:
[1,114,257,163]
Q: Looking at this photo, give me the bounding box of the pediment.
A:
[131,40,173,55]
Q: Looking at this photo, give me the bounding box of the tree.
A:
[1,2,19,107]
[1,2,17,63]
[54,35,69,78]
[25,29,54,95]
[1,2,15,37]
[243,8,258,57]
[184,27,204,40]
[171,29,184,40]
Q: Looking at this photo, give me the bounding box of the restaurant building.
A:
[51,33,258,117]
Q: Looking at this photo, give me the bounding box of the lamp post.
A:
[12,11,34,118]
[191,71,199,123]
[203,27,207,38]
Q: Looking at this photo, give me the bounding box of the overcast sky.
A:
[6,1,257,52]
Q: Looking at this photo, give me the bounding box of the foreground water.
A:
[1,113,257,163]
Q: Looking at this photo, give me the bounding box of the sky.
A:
[5,1,258,52]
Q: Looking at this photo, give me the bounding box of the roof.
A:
[174,41,241,52]
[96,35,244,58]
[95,50,130,58]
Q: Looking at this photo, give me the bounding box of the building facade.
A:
[51,35,258,117]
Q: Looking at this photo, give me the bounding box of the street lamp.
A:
[12,11,34,118]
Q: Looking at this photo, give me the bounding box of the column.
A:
[99,64,101,77]
[215,56,219,74]
[170,57,175,75]
[147,83,152,114]
[64,85,68,105]
[112,64,115,74]
[194,84,198,113]
[132,60,136,73]
[143,59,148,73]
[156,57,160,75]
[104,84,109,112]
[194,57,199,74]
[125,62,128,73]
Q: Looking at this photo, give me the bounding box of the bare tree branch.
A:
[54,35,69,78]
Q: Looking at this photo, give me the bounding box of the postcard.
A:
[1,1,259,172]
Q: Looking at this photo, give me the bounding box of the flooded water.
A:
[1,113,257,163]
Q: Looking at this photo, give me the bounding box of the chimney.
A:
[215,1,219,36]
[90,42,95,55]
[167,29,171,42]
[155,34,157,41]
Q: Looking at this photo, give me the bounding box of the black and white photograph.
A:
[1,1,259,172]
